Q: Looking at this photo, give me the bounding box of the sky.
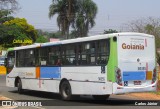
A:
[14,0,160,35]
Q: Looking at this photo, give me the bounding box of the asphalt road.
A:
[0,75,159,109]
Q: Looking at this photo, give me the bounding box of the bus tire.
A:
[92,95,110,100]
[17,79,23,94]
[60,80,72,100]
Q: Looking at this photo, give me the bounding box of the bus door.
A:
[117,35,156,87]
[6,51,15,74]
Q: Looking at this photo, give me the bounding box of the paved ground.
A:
[0,75,159,109]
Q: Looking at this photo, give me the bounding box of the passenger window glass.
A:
[38,48,48,66]
[97,40,110,65]
[48,46,61,66]
[78,42,96,65]
[61,44,76,65]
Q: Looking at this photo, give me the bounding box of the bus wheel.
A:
[92,95,110,100]
[60,80,72,100]
[17,79,23,94]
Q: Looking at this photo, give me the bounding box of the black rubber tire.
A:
[17,79,23,94]
[60,80,72,100]
[92,95,110,100]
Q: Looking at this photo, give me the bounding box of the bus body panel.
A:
[61,66,106,82]
[70,81,112,95]
[7,66,112,95]
[113,34,156,94]
[107,37,117,82]
[61,66,112,95]
[6,67,37,88]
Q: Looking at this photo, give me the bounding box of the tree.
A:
[49,0,78,39]
[3,18,38,41]
[69,30,78,38]
[37,29,62,39]
[104,29,118,34]
[0,24,26,47]
[35,36,48,43]
[49,0,98,39]
[127,17,160,48]
[0,10,14,24]
[0,18,37,47]
[72,0,97,37]
[0,9,18,47]
[157,51,160,66]
[0,0,19,11]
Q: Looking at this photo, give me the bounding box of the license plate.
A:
[134,81,141,85]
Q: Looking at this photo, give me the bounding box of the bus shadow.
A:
[9,90,134,106]
[9,90,61,99]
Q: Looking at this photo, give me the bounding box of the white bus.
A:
[5,32,157,100]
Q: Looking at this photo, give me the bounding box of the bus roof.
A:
[10,43,41,51]
[8,32,154,51]
[61,32,153,44]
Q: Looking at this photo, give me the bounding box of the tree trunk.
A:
[66,26,69,39]
[157,65,160,91]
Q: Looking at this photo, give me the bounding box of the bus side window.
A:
[38,48,48,66]
[78,42,96,65]
[48,46,60,66]
[25,49,35,67]
[97,39,110,65]
[16,50,25,67]
[61,44,76,66]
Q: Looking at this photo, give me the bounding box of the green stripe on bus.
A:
[7,48,14,51]
[107,37,118,82]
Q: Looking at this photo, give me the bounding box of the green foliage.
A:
[51,31,63,38]
[72,0,98,37]
[3,18,38,41]
[104,29,118,34]
[0,18,38,48]
[69,30,78,38]
[35,36,48,43]
[49,0,98,39]
[155,37,160,48]
[37,29,62,39]
[49,0,78,39]
[0,10,14,24]
[0,24,28,47]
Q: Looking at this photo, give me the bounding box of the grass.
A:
[156,91,160,95]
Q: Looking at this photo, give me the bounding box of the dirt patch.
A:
[0,96,11,100]
[126,92,160,100]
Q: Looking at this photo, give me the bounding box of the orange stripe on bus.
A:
[36,67,40,78]
[146,71,152,80]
